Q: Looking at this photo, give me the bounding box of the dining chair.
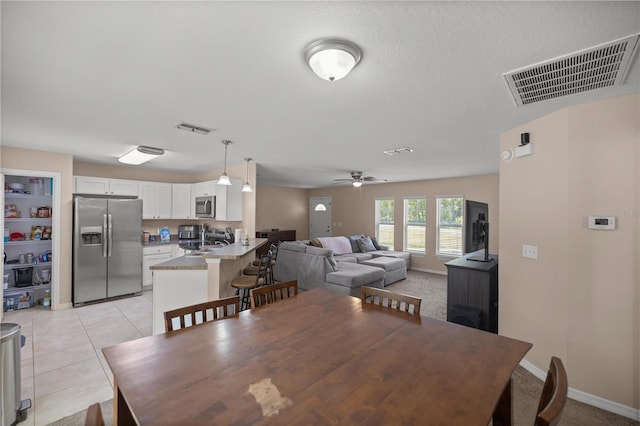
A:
[163,296,240,332]
[250,280,298,309]
[361,286,422,316]
[231,255,271,310]
[85,402,104,426]
[535,356,568,426]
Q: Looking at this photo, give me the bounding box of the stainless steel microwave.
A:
[195,196,216,218]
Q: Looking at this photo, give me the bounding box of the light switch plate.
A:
[522,244,538,259]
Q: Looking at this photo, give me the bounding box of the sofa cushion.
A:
[280,241,307,253]
[326,263,385,289]
[317,236,352,255]
[356,236,377,252]
[336,252,374,263]
[306,246,338,271]
[370,236,382,250]
[348,234,365,253]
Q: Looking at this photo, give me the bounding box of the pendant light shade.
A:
[242,158,253,193]
[304,39,362,81]
[118,146,165,165]
[217,140,232,186]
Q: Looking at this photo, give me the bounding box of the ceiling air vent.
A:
[174,122,213,135]
[504,34,640,107]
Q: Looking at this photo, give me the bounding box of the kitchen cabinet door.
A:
[140,182,172,219]
[192,181,216,197]
[172,184,193,219]
[75,176,109,194]
[109,179,139,196]
[215,178,243,221]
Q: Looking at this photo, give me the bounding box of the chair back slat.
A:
[164,296,240,332]
[535,356,568,426]
[361,286,422,316]
[250,280,298,309]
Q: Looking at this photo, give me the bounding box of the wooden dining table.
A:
[102,287,532,425]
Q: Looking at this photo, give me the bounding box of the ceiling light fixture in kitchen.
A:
[118,146,165,165]
[304,39,362,81]
[217,140,232,186]
[242,158,253,193]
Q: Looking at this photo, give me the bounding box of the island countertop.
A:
[150,238,268,270]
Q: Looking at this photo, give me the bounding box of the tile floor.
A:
[3,291,153,425]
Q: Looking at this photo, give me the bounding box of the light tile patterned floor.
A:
[3,291,152,425]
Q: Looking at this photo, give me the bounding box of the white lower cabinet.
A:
[142,245,174,290]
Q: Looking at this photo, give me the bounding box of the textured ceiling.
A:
[2,1,639,188]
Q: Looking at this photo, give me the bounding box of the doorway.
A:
[309,197,332,239]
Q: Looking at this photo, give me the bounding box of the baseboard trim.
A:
[519,359,640,421]
[409,267,447,276]
[53,302,73,311]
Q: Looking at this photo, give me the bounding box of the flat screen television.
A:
[464,200,491,261]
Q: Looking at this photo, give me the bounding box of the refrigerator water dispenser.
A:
[80,226,103,246]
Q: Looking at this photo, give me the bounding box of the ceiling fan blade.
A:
[333,178,354,182]
[363,176,387,182]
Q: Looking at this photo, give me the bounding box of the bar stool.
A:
[249,244,278,283]
[232,255,270,310]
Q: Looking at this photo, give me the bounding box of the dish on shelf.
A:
[8,183,25,190]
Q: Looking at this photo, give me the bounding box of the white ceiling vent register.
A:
[504,34,640,106]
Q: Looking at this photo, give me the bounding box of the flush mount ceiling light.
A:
[217,140,232,186]
[118,146,165,165]
[304,39,362,81]
[242,158,253,193]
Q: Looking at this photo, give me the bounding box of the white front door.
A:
[309,197,332,239]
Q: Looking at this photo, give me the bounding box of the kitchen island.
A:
[150,238,267,334]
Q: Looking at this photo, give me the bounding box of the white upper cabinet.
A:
[192,180,216,198]
[171,184,193,219]
[215,178,243,221]
[108,178,140,196]
[75,176,139,196]
[140,181,172,219]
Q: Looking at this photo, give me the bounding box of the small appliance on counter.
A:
[203,227,235,246]
[178,225,202,250]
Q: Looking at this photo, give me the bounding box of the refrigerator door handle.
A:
[103,214,108,257]
[108,214,113,257]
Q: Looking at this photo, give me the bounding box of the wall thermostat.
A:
[588,216,616,230]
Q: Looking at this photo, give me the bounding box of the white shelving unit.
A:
[3,175,54,311]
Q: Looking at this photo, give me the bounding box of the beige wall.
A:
[2,147,75,308]
[308,174,499,273]
[255,185,309,240]
[499,93,639,410]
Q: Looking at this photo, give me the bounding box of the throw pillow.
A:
[348,234,365,253]
[357,236,377,252]
[310,238,323,247]
[370,236,381,250]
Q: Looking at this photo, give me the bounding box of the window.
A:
[436,196,463,256]
[375,198,394,250]
[404,197,426,253]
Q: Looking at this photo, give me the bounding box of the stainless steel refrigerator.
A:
[73,196,143,306]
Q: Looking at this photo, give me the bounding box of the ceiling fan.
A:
[333,171,388,187]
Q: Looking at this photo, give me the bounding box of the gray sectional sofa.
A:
[272,236,410,297]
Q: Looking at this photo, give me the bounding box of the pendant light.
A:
[217,140,232,186]
[242,158,253,193]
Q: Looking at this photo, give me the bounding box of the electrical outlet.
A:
[522,244,538,259]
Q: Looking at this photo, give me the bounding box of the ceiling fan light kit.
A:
[304,39,362,81]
